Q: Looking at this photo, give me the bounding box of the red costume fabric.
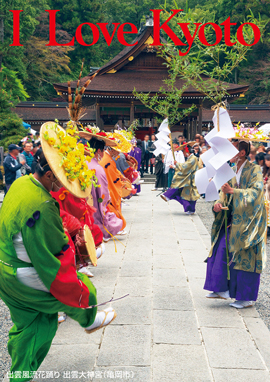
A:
[51,188,103,247]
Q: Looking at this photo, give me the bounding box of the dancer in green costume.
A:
[0,150,116,382]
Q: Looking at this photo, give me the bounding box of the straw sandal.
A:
[160,194,168,202]
[85,309,117,334]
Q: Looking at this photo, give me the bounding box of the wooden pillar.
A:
[130,101,134,124]
[96,99,101,127]
[187,118,191,140]
[198,101,203,135]
[191,118,195,139]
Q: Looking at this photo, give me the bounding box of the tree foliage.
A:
[1,0,269,103]
[0,90,27,149]
[2,65,29,103]
[158,10,268,105]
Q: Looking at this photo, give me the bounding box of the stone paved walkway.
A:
[3,184,270,382]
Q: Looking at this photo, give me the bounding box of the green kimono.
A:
[171,154,200,201]
[209,161,267,274]
[0,175,97,382]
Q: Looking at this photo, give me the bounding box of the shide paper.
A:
[153,118,171,157]
[195,107,238,201]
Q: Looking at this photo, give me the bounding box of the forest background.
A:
[0,0,270,105]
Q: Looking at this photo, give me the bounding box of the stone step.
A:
[141,174,155,184]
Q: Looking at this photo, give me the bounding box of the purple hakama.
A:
[204,227,260,301]
[129,147,142,193]
[88,158,123,239]
[163,188,196,213]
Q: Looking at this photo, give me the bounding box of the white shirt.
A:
[235,160,247,185]
[164,149,185,174]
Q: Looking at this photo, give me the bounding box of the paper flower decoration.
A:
[234,124,269,142]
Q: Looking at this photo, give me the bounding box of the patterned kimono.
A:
[204,161,267,301]
[99,151,126,230]
[0,175,97,381]
[163,154,200,213]
[87,157,123,239]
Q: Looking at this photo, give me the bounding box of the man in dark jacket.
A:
[141,135,150,175]
[3,144,25,194]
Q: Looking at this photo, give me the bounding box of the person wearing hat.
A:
[3,144,26,194]
[0,146,116,381]
[160,144,201,214]
[204,140,267,309]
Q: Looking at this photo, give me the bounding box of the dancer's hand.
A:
[221,183,234,194]
[213,203,223,213]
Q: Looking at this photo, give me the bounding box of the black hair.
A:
[35,152,52,177]
[238,141,250,157]
[265,154,270,161]
[34,148,42,160]
[255,152,265,163]
[88,137,105,151]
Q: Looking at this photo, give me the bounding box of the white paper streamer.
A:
[154,118,170,157]
[195,108,238,201]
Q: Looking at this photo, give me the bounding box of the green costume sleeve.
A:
[21,200,68,291]
[230,165,266,253]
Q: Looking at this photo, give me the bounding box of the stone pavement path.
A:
[3,185,270,381]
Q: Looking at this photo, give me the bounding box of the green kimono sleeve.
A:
[21,201,68,291]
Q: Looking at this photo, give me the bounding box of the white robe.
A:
[164,150,185,174]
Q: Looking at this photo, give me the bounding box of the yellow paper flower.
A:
[48,138,56,146]
[44,124,99,191]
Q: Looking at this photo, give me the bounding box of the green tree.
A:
[0,0,49,80]
[0,89,27,149]
[46,0,105,72]
[23,36,73,100]
[2,65,29,102]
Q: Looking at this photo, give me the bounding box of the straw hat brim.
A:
[231,137,269,143]
[121,179,132,198]
[83,224,97,266]
[40,122,92,199]
[175,141,197,151]
[79,131,117,147]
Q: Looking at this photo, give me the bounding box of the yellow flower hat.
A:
[40,121,96,199]
[107,131,133,153]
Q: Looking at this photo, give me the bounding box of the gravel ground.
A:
[196,198,270,331]
[0,301,11,378]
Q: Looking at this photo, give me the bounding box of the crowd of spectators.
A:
[1,132,41,194]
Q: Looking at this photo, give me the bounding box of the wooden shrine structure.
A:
[54,23,249,140]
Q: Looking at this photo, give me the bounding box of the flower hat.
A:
[232,124,269,143]
[40,121,98,199]
[107,131,133,153]
[79,125,118,147]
